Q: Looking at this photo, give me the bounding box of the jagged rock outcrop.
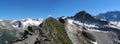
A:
[12,25,52,44]
[81,31,96,42]
[42,17,72,44]
[59,16,67,23]
[12,17,72,44]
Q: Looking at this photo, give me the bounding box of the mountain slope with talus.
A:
[42,17,72,44]
[65,11,120,44]
[1,11,120,44]
[12,17,72,44]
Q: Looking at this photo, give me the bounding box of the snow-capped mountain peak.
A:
[21,18,42,26]
[0,18,43,32]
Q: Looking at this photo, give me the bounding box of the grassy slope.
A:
[0,29,19,44]
[42,17,72,44]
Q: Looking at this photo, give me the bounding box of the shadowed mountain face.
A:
[96,11,120,21]
[72,11,109,26]
[64,11,120,44]
[96,11,120,28]
[73,11,94,21]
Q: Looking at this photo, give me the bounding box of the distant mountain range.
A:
[1,11,120,44]
[0,18,42,31]
[96,11,120,21]
[96,11,120,28]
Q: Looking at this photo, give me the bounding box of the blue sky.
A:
[0,0,120,20]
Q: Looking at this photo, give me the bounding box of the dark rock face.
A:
[73,11,109,25]
[59,16,66,23]
[27,26,34,32]
[39,23,43,27]
[12,26,52,44]
[34,38,40,44]
[72,11,110,28]
[73,11,94,21]
[17,21,22,28]
[81,31,96,42]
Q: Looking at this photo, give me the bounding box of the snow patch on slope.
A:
[68,19,74,24]
[91,41,97,44]
[65,22,81,44]
[66,19,119,44]
[67,19,99,44]
[67,19,112,33]
[11,20,18,28]
[68,19,98,28]
[110,21,120,27]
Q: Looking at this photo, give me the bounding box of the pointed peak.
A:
[75,10,91,16]
[78,10,86,13]
[73,11,93,21]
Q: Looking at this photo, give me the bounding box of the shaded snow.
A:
[65,24,81,44]
[110,21,120,27]
[114,15,117,18]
